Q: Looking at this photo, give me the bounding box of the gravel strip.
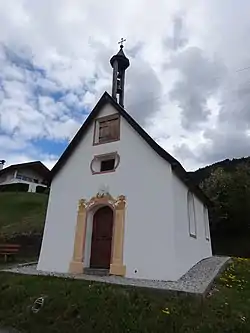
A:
[1,256,230,295]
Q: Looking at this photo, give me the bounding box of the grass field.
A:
[0,192,48,238]
[0,258,250,332]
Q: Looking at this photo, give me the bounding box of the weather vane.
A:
[118,38,126,48]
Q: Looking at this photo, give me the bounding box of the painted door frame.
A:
[69,192,126,276]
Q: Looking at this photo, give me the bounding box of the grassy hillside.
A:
[0,192,48,238]
[0,258,249,332]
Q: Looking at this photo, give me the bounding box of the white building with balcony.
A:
[0,161,49,192]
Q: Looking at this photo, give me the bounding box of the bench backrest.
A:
[0,244,21,253]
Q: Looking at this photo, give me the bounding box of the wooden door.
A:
[90,206,113,269]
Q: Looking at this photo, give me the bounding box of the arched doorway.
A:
[90,206,113,269]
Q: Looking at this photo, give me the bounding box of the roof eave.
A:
[171,164,212,207]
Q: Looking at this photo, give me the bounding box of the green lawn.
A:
[0,192,48,238]
[0,258,250,332]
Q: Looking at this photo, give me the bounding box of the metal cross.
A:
[118,38,126,47]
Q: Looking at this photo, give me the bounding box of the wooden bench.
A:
[0,244,21,262]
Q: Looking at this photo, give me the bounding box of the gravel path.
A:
[1,256,230,295]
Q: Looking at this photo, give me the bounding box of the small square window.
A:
[99,117,119,142]
[94,114,120,145]
[100,159,115,172]
[90,152,120,174]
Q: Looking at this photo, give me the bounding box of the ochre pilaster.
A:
[69,199,87,273]
[110,195,126,276]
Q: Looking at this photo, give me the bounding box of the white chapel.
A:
[38,44,212,281]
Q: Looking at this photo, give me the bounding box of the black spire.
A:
[110,41,130,107]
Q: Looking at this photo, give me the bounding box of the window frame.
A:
[93,114,120,145]
[203,206,210,241]
[187,191,197,238]
[90,152,120,175]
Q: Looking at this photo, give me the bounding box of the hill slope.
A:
[0,192,48,238]
[189,156,250,185]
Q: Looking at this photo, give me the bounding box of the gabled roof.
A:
[0,161,50,179]
[50,92,211,206]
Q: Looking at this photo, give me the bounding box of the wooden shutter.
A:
[99,121,109,142]
[109,117,119,140]
[98,115,120,143]
[97,114,120,143]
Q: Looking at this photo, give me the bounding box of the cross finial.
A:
[118,38,126,48]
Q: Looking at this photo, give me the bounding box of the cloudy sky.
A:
[1,0,250,171]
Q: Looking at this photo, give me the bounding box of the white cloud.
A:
[44,117,82,141]
[0,0,250,171]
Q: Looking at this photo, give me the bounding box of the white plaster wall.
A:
[38,102,177,280]
[0,176,46,192]
[28,182,37,192]
[11,179,37,192]
[9,179,45,191]
[172,173,212,279]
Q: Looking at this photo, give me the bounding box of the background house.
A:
[0,160,49,193]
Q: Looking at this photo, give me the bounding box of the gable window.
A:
[93,114,120,145]
[187,191,197,238]
[90,152,120,174]
[203,206,210,240]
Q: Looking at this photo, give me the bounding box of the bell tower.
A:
[110,38,130,107]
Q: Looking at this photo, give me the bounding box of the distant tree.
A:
[201,164,250,233]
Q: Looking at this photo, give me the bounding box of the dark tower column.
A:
[112,60,119,101]
[110,42,130,107]
[119,70,125,106]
